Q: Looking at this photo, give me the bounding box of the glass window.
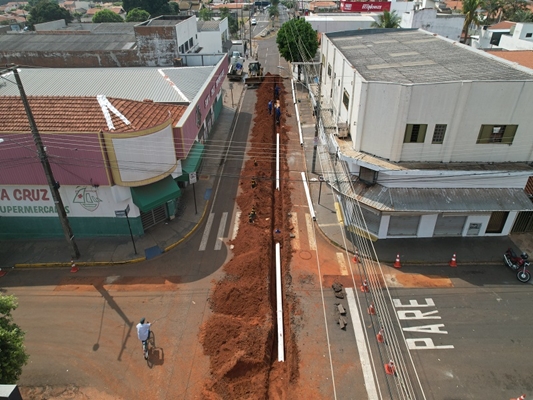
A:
[432,124,447,144]
[342,89,349,110]
[327,63,331,77]
[404,124,428,143]
[477,125,518,144]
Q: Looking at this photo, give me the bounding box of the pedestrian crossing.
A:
[198,210,318,252]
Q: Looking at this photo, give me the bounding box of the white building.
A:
[197,18,229,54]
[320,28,533,239]
[472,22,533,51]
[400,8,463,41]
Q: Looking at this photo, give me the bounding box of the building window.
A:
[189,38,193,47]
[432,124,447,144]
[342,89,349,110]
[527,33,532,38]
[327,63,332,77]
[404,124,427,143]
[477,124,518,144]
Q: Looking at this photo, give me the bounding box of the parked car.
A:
[251,18,257,25]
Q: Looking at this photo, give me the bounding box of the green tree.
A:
[122,0,171,16]
[27,0,73,28]
[169,2,179,14]
[92,9,124,22]
[510,8,533,21]
[0,295,29,384]
[483,0,503,23]
[277,18,319,79]
[370,10,401,28]
[126,7,150,22]
[461,0,484,44]
[199,7,212,21]
[501,0,529,20]
[221,7,238,36]
[268,5,279,20]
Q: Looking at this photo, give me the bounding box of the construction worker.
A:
[254,158,258,166]
[274,85,280,99]
[248,207,256,223]
[268,100,272,115]
[251,178,257,188]
[275,105,281,125]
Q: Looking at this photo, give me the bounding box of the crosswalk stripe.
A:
[306,213,316,251]
[214,212,228,251]
[231,209,241,241]
[336,252,348,276]
[199,213,215,251]
[290,212,300,250]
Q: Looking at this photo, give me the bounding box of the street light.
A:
[0,66,80,259]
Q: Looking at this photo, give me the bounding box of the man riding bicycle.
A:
[136,317,151,359]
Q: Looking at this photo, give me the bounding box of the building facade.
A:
[320,28,533,239]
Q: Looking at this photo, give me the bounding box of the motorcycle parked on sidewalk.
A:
[503,248,532,283]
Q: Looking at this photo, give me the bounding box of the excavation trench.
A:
[200,75,299,399]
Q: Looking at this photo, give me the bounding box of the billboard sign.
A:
[340,1,391,12]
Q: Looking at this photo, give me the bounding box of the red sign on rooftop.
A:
[340,1,391,12]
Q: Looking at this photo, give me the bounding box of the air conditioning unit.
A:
[337,122,349,138]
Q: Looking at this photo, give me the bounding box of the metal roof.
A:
[0,32,136,51]
[352,184,533,212]
[197,20,222,31]
[326,29,533,83]
[0,67,215,103]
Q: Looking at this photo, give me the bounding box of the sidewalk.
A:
[291,81,530,267]
[0,78,246,269]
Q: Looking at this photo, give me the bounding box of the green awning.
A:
[181,141,205,174]
[131,175,181,213]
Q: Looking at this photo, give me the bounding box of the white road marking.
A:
[231,209,241,241]
[346,288,379,400]
[336,253,348,275]
[306,213,316,250]
[290,213,300,250]
[199,213,215,251]
[214,212,228,251]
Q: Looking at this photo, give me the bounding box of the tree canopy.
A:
[27,0,73,28]
[93,9,124,23]
[461,0,484,43]
[122,0,171,16]
[276,18,318,63]
[370,10,401,28]
[125,7,150,22]
[198,7,212,21]
[0,295,29,384]
[220,8,238,36]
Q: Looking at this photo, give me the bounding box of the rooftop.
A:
[0,96,186,133]
[0,66,217,103]
[197,20,222,31]
[486,50,533,70]
[326,28,533,83]
[0,32,136,51]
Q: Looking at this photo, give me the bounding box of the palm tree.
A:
[461,0,485,44]
[371,10,401,28]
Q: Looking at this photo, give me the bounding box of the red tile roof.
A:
[489,21,515,30]
[486,50,533,70]
[0,96,186,134]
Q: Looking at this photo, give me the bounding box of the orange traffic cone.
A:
[0,268,6,277]
[360,279,370,293]
[376,328,384,343]
[393,254,402,269]
[352,250,359,263]
[449,253,457,268]
[368,303,376,315]
[384,360,395,375]
[511,395,526,400]
[70,259,79,273]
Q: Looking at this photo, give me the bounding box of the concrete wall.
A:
[401,9,463,41]
[135,25,178,66]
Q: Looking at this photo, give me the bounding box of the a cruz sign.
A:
[340,1,391,12]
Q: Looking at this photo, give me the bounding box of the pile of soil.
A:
[200,74,299,399]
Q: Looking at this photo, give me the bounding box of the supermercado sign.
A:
[0,186,134,217]
[340,1,391,12]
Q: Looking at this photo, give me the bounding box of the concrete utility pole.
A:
[10,66,80,259]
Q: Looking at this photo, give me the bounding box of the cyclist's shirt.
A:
[136,322,151,341]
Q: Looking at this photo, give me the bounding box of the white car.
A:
[251,18,257,25]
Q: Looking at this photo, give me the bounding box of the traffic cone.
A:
[376,328,384,343]
[352,250,359,263]
[360,279,369,293]
[368,303,376,315]
[449,253,457,268]
[393,254,402,269]
[384,360,395,375]
[70,259,79,273]
[0,268,6,277]
[511,395,526,400]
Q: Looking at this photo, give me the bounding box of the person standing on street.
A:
[268,100,273,115]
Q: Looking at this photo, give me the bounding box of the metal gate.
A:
[387,215,420,236]
[140,204,167,231]
[512,211,533,233]
[433,215,466,236]
[486,211,508,233]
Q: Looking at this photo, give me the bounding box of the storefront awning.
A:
[131,175,181,213]
[181,141,205,174]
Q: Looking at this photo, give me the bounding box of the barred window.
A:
[432,124,447,144]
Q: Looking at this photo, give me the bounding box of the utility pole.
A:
[311,64,322,174]
[11,66,80,259]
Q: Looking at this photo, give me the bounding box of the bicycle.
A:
[142,330,154,360]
